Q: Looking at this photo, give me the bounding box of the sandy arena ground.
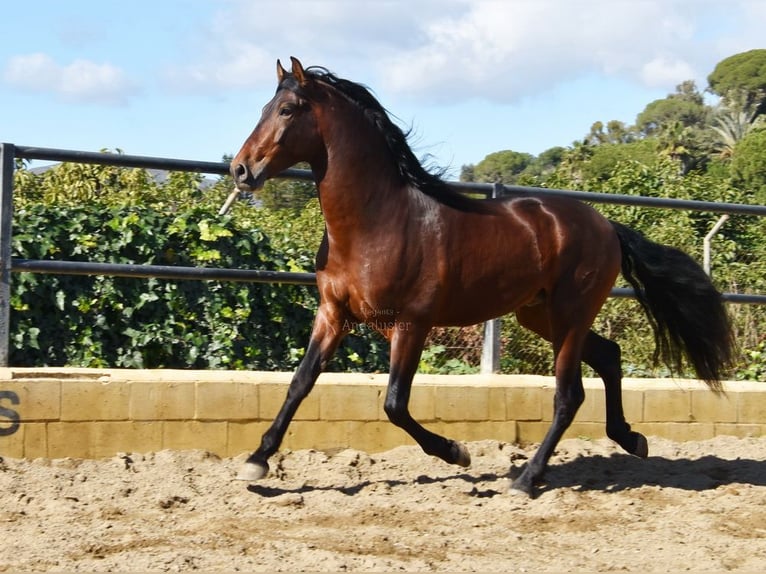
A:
[1,435,765,572]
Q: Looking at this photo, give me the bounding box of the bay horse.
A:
[230,57,734,497]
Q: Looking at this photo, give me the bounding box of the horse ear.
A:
[290,57,307,85]
[276,59,288,83]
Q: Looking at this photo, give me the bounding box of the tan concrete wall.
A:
[0,368,763,459]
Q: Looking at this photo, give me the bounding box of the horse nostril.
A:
[232,162,249,184]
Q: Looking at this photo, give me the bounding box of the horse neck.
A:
[311,102,415,236]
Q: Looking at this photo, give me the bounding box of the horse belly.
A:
[433,252,545,327]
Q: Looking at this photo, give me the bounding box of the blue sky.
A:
[1,0,764,179]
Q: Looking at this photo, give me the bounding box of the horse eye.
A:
[279,106,294,117]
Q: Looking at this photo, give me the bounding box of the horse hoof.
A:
[632,433,649,458]
[508,485,531,497]
[235,461,269,481]
[508,480,534,498]
[453,442,471,467]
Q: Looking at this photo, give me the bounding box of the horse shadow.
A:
[534,453,766,495]
[246,470,508,498]
[247,454,766,498]
[247,479,406,497]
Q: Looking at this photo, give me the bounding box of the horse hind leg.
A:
[581,331,648,458]
[510,325,587,496]
[512,307,648,496]
[514,299,641,495]
[384,326,471,468]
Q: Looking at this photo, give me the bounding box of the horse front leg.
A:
[383,326,471,468]
[236,305,345,481]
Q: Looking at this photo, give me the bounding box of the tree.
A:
[655,120,709,175]
[636,81,709,136]
[257,177,317,211]
[14,150,157,207]
[730,127,766,203]
[586,120,637,145]
[710,104,765,159]
[708,49,766,117]
[517,146,565,183]
[464,150,534,184]
[549,139,656,186]
[12,149,230,211]
[462,147,565,186]
[546,139,594,188]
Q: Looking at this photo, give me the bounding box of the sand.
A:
[1,435,765,572]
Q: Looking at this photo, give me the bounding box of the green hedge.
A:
[9,203,389,371]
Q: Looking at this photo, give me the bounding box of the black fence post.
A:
[0,144,15,367]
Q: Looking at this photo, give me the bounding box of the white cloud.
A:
[641,56,696,89]
[163,39,274,93]
[3,52,138,105]
[709,1,766,63]
[161,0,455,93]
[165,0,760,104]
[378,1,701,103]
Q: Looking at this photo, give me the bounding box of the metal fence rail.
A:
[10,259,318,285]
[2,143,766,368]
[15,144,766,216]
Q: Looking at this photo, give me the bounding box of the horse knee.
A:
[553,386,585,423]
[285,377,314,403]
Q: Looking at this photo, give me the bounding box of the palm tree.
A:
[655,121,703,175]
[556,139,593,187]
[710,104,764,159]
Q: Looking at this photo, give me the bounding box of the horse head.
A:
[231,57,323,192]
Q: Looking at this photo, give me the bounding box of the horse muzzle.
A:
[231,160,268,192]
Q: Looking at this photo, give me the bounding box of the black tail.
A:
[611,221,734,390]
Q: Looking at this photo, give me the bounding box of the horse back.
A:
[429,195,621,325]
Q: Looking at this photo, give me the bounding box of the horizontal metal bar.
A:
[610,287,635,299]
[720,292,766,304]
[488,185,766,215]
[9,144,766,304]
[15,145,230,175]
[12,145,315,182]
[610,286,766,305]
[10,259,318,286]
[12,259,764,305]
[13,144,766,215]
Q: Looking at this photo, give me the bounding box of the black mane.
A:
[288,66,493,214]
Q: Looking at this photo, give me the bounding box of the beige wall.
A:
[1,368,763,459]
